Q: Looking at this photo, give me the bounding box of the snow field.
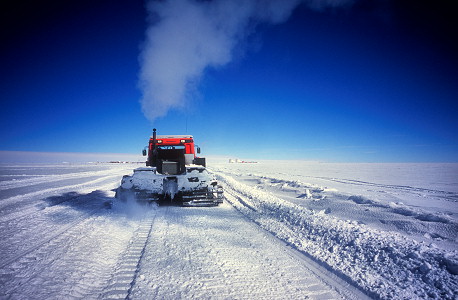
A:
[0,208,138,299]
[1,163,357,299]
[1,162,456,299]
[211,161,458,299]
[0,164,130,222]
[0,164,139,299]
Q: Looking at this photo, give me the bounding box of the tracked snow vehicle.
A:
[116,129,223,206]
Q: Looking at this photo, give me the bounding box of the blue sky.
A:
[1,0,457,162]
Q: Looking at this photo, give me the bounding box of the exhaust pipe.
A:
[152,128,157,167]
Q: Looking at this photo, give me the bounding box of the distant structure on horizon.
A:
[228,158,257,164]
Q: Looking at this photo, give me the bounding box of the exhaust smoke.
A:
[139,0,354,122]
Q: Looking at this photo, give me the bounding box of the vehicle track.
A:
[124,201,368,299]
[0,168,121,190]
[0,175,121,222]
[101,207,160,300]
[0,212,101,297]
[0,174,122,211]
[0,188,116,261]
[217,173,372,300]
[0,216,98,297]
[0,197,105,269]
[0,175,111,200]
[313,176,458,201]
[0,165,125,192]
[215,168,458,202]
[214,168,458,299]
[0,198,136,300]
[224,188,371,300]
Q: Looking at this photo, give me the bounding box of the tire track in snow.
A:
[128,204,355,299]
[313,176,458,202]
[0,204,136,300]
[217,169,458,249]
[223,187,371,300]
[0,175,111,200]
[0,168,120,190]
[214,167,458,203]
[214,171,376,298]
[0,174,122,219]
[101,206,159,300]
[0,171,124,203]
[0,208,114,299]
[0,192,107,269]
[216,171,458,299]
[0,215,99,297]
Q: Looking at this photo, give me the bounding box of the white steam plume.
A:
[139,0,353,122]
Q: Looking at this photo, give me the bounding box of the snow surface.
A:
[0,161,456,299]
[210,160,458,299]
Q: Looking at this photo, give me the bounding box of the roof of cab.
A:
[151,135,193,139]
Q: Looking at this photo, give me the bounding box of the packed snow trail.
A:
[129,203,366,299]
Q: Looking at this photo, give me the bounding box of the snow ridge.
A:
[217,172,458,299]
